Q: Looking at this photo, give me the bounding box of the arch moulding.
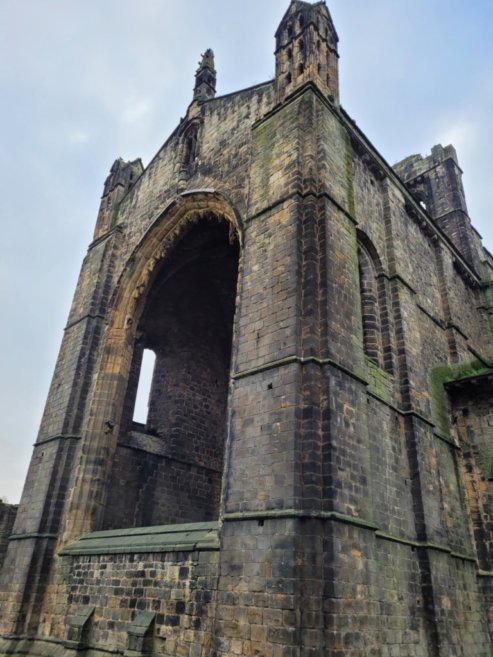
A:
[61,190,244,543]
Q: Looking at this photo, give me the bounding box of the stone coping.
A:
[59,521,220,556]
[444,369,493,390]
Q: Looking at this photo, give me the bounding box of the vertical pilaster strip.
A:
[382,179,441,656]
[434,241,459,364]
[298,94,327,655]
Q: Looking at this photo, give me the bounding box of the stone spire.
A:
[193,49,217,101]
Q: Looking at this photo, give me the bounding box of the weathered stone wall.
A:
[0,502,17,571]
[212,83,492,656]
[1,2,493,655]
[116,82,276,262]
[103,444,223,529]
[50,550,219,657]
[450,383,493,569]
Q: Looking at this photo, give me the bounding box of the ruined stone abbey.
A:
[1,2,493,655]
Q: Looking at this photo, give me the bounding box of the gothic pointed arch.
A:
[356,230,393,373]
[62,192,243,540]
[182,122,200,169]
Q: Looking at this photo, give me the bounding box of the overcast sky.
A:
[1,0,492,504]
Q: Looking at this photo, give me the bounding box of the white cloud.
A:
[68,129,90,145]
[437,117,480,157]
[121,98,154,125]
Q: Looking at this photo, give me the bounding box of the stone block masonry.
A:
[0,502,17,571]
[0,1,492,656]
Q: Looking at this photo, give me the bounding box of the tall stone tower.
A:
[1,2,493,656]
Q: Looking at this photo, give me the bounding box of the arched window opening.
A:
[298,39,305,55]
[358,244,382,367]
[132,349,156,426]
[103,216,240,531]
[287,23,294,38]
[299,15,305,29]
[286,72,292,84]
[182,123,199,170]
[357,237,393,373]
[298,63,305,77]
[287,47,293,61]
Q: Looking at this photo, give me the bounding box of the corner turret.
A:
[275,0,339,104]
[193,49,217,102]
[94,158,143,240]
[394,145,483,273]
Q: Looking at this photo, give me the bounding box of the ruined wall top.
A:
[394,144,461,183]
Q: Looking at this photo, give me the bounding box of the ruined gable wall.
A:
[114,83,276,271]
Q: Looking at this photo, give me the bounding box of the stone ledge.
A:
[59,521,219,556]
[0,635,121,657]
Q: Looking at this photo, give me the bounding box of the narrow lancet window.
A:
[133,349,156,425]
[358,244,382,367]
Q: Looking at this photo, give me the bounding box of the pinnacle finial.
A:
[197,49,216,74]
[194,48,217,101]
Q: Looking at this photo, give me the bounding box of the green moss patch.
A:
[429,360,488,435]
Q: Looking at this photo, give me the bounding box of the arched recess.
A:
[62,192,243,540]
[356,231,393,373]
[179,120,201,175]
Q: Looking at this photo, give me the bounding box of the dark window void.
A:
[358,244,383,367]
[182,123,199,170]
[103,216,240,529]
[357,238,393,373]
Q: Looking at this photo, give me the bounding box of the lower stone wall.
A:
[214,517,300,657]
[1,520,491,657]
[214,518,431,657]
[428,551,491,656]
[214,518,491,657]
[479,575,493,643]
[44,548,219,657]
[0,502,17,572]
[372,536,428,655]
[324,523,430,656]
